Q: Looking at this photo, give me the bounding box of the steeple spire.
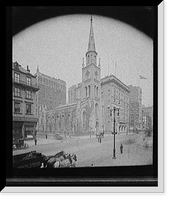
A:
[85,16,98,66]
[88,15,96,52]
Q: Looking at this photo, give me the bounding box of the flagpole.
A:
[115,61,117,77]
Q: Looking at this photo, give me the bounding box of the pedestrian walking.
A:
[97,134,100,143]
[34,138,37,145]
[99,134,102,143]
[120,143,123,154]
[97,132,102,143]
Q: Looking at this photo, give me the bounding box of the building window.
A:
[14,87,21,97]
[26,77,31,86]
[26,104,32,114]
[114,89,115,102]
[14,102,21,113]
[87,55,90,64]
[26,90,32,99]
[88,85,91,96]
[85,86,87,97]
[14,73,20,83]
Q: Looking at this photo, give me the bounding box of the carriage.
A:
[13,150,77,168]
[13,151,45,168]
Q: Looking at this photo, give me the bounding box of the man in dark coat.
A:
[120,143,123,154]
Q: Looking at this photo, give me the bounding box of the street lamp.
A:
[108,105,120,159]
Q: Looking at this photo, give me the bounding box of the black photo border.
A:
[5,5,162,190]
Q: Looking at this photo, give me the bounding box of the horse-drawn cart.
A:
[13,151,46,168]
[13,151,77,168]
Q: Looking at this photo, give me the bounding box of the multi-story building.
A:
[142,106,153,130]
[128,85,142,131]
[35,68,66,133]
[12,62,39,141]
[35,68,66,111]
[101,75,130,134]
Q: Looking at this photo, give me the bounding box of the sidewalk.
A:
[90,140,153,167]
[25,134,97,147]
[25,132,137,147]
[25,137,62,147]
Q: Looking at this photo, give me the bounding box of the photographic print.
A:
[5,5,163,192]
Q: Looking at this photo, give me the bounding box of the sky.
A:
[12,14,153,106]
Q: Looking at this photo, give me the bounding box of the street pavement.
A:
[13,132,153,167]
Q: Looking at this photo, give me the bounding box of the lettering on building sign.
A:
[13,116,38,122]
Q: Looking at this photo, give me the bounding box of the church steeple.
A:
[88,16,96,52]
[86,16,97,66]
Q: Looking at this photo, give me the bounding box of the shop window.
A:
[25,126,34,138]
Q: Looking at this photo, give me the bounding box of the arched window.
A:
[94,85,96,96]
[87,55,90,64]
[95,103,98,119]
[88,85,91,96]
[96,87,98,97]
[85,87,87,97]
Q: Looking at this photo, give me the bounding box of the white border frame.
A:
[3,3,164,193]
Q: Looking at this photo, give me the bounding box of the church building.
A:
[39,16,130,137]
[39,16,102,136]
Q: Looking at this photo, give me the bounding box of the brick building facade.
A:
[12,62,39,141]
[128,85,142,131]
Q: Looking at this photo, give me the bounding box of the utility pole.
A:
[108,105,120,159]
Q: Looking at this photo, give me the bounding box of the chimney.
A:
[27,65,30,72]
